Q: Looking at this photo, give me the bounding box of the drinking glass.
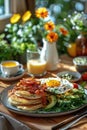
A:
[26,49,47,77]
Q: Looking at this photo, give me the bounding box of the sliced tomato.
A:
[73,83,78,89]
[82,72,87,81]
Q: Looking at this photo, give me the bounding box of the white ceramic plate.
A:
[57,71,81,82]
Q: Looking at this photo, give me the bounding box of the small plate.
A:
[0,68,25,81]
[57,71,81,82]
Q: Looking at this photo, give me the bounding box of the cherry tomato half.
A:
[82,72,87,81]
[73,83,78,89]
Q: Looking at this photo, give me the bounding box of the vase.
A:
[76,32,87,56]
[40,39,59,71]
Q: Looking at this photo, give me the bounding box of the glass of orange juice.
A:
[27,49,47,77]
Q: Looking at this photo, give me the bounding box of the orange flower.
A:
[59,27,68,36]
[10,14,21,24]
[44,21,55,31]
[35,7,48,18]
[46,32,58,43]
[22,11,32,22]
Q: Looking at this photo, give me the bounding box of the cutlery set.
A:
[52,107,87,130]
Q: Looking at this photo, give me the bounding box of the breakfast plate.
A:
[0,68,25,81]
[1,77,87,117]
[1,85,87,117]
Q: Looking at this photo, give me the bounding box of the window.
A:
[0,0,11,32]
[0,0,4,15]
[0,0,28,32]
[0,0,11,19]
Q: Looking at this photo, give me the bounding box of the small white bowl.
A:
[73,56,87,73]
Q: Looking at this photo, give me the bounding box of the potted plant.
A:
[0,34,13,62]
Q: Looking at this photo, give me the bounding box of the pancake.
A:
[8,98,21,106]
[8,95,42,105]
[15,90,41,99]
[17,103,43,111]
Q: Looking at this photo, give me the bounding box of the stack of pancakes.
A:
[8,78,45,111]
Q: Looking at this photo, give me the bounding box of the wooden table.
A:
[0,54,87,130]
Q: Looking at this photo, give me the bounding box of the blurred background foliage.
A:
[0,0,87,62]
[36,0,86,23]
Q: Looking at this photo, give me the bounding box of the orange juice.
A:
[27,60,47,75]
